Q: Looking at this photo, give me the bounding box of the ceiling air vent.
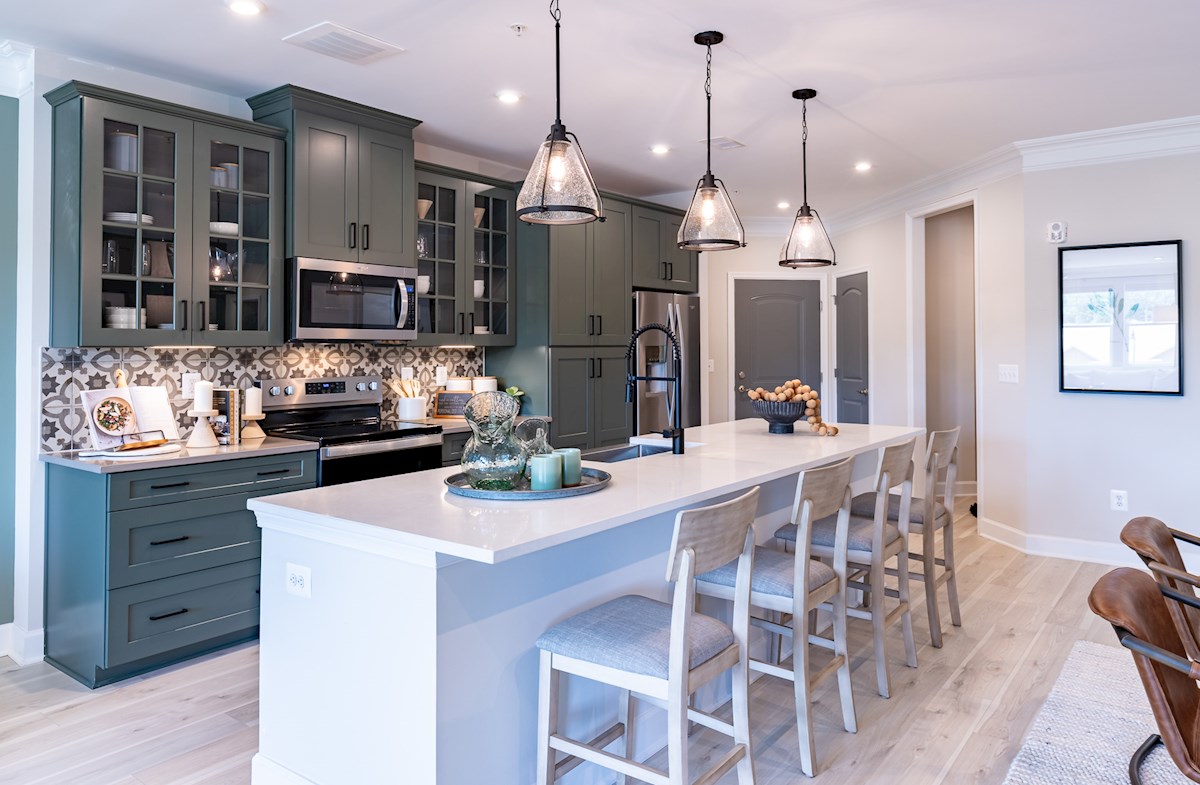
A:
[283,22,405,65]
[702,136,746,151]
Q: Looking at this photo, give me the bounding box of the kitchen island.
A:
[247,419,922,785]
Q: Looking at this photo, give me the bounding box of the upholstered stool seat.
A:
[850,492,948,527]
[699,547,835,598]
[777,514,901,553]
[536,595,735,679]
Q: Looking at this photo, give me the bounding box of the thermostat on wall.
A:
[1047,220,1067,243]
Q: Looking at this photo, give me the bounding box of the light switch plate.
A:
[400,366,414,380]
[998,364,1019,384]
[181,372,202,399]
[706,359,715,372]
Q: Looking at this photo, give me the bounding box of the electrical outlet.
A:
[706,358,715,372]
[1110,490,1128,512]
[998,364,1019,384]
[181,372,202,399]
[285,562,312,598]
[400,366,414,380]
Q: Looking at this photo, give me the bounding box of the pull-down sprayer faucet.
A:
[625,322,685,454]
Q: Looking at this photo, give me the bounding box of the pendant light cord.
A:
[705,43,713,176]
[801,97,809,208]
[550,0,562,126]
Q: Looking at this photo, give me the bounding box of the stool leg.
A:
[923,523,944,648]
[831,585,857,733]
[667,683,689,785]
[617,689,635,785]
[732,634,756,785]
[536,650,559,785]
[793,604,816,777]
[869,559,891,698]
[897,541,917,669]
[945,519,962,627]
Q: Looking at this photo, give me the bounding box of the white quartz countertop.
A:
[249,419,922,565]
[41,436,317,473]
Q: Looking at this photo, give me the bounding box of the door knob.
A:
[737,385,747,393]
[858,388,869,396]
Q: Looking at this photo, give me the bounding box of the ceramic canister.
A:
[472,376,498,393]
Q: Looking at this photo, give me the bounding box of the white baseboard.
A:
[6,624,44,666]
[251,755,316,785]
[978,517,1200,574]
[955,480,977,497]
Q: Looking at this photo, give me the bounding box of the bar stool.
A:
[776,437,919,698]
[853,427,961,647]
[534,487,760,785]
[694,457,857,777]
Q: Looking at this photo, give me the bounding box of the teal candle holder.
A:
[554,447,582,487]
[530,453,563,491]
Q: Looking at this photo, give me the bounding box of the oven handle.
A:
[395,279,410,329]
[320,434,442,460]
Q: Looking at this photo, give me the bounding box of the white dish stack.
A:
[104,306,146,329]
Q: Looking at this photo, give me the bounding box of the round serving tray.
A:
[444,467,612,500]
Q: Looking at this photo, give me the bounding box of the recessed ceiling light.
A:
[854,161,872,172]
[227,0,264,16]
[777,201,790,210]
[496,90,521,104]
[650,144,670,155]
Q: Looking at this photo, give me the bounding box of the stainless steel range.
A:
[259,375,442,486]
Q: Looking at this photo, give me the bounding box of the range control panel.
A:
[260,376,383,410]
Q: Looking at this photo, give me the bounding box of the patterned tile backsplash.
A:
[41,344,484,452]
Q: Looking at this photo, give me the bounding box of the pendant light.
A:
[779,89,836,267]
[677,31,745,251]
[516,0,603,225]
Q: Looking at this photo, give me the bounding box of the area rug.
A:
[1004,639,1190,784]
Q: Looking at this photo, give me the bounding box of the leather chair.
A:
[1120,516,1200,661]
[1088,567,1200,784]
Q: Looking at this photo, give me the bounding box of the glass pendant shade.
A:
[678,174,745,250]
[517,127,602,225]
[779,205,836,267]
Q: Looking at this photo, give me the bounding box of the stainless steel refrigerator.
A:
[633,291,701,435]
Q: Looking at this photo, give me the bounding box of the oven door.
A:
[317,434,443,486]
[291,258,417,342]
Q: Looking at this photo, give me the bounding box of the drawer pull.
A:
[256,468,291,477]
[149,535,191,547]
[149,481,191,490]
[148,608,189,622]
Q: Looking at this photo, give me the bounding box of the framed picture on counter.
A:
[1058,239,1182,395]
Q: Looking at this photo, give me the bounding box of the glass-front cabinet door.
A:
[415,171,464,343]
[468,183,515,346]
[81,102,193,346]
[191,124,285,346]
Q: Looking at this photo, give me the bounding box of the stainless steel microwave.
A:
[289,258,417,342]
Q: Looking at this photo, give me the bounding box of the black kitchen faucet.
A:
[625,323,685,455]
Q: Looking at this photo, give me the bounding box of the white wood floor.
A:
[0,501,1119,785]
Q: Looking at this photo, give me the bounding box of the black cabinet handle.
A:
[149,481,190,490]
[349,222,357,249]
[457,312,465,335]
[588,357,595,378]
[596,315,602,335]
[667,262,674,280]
[468,313,475,334]
[256,468,291,477]
[149,535,190,547]
[180,299,188,331]
[148,608,189,622]
[362,224,369,251]
[198,301,206,331]
[595,357,602,378]
[661,261,668,280]
[588,315,595,336]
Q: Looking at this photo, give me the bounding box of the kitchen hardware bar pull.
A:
[661,261,667,280]
[667,262,674,280]
[349,222,357,249]
[596,315,602,335]
[468,313,475,334]
[362,224,369,250]
[458,313,465,335]
[148,608,189,622]
[588,358,595,378]
[149,535,190,546]
[588,315,594,335]
[149,481,190,490]
[595,356,602,377]
[180,300,187,331]
[198,301,206,331]
[256,468,291,477]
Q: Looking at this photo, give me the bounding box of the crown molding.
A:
[1014,115,1200,171]
[0,41,34,97]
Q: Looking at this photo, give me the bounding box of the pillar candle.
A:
[194,380,213,412]
[530,453,563,491]
[244,386,263,416]
[554,448,582,487]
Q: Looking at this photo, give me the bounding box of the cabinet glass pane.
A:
[474,195,490,230]
[417,223,434,259]
[142,231,175,279]
[103,173,138,218]
[473,265,488,298]
[491,198,508,233]
[243,148,270,194]
[241,288,267,331]
[142,127,176,179]
[436,261,456,297]
[242,241,269,285]
[491,233,507,267]
[209,285,237,331]
[101,279,138,329]
[436,225,455,260]
[209,239,238,283]
[142,281,176,329]
[491,302,508,336]
[436,187,455,223]
[418,182,436,205]
[490,268,508,303]
[435,299,456,334]
[474,231,487,265]
[209,141,240,189]
[142,180,175,230]
[104,120,139,172]
[243,195,269,239]
[210,191,239,228]
[100,226,137,276]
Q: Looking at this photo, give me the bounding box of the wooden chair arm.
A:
[1147,561,1200,590]
[1170,528,1200,549]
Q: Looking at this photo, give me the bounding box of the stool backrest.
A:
[877,437,918,496]
[924,427,960,513]
[790,457,855,586]
[666,486,760,582]
[1121,516,1200,661]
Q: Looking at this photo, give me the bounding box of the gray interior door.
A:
[733,279,822,421]
[835,272,869,424]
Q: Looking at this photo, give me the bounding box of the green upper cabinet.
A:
[413,164,516,347]
[247,86,419,268]
[46,81,286,348]
[631,205,699,293]
[548,199,633,347]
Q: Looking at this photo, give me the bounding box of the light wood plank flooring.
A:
[0,502,1118,784]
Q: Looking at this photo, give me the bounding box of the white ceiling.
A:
[7,0,1200,222]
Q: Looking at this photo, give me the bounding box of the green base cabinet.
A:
[248,86,420,269]
[442,430,471,467]
[632,205,699,293]
[45,82,287,347]
[547,347,632,450]
[44,451,316,688]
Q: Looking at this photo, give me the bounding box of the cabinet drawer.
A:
[109,453,316,510]
[108,491,283,589]
[106,560,259,667]
[442,431,471,466]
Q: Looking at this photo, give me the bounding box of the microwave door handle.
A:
[395,279,410,329]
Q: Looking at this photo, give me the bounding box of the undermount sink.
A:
[581,444,673,463]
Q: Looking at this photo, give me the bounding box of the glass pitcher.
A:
[461,391,526,490]
[515,417,553,479]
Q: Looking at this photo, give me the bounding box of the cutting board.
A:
[77,443,183,460]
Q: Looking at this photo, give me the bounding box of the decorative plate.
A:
[444,467,612,500]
